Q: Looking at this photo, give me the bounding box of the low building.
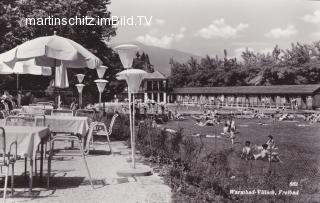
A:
[117,70,168,103]
[171,85,320,110]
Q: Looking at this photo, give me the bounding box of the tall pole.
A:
[132,93,136,168]
[79,91,82,109]
[16,74,19,92]
[99,92,102,111]
[17,74,21,107]
[128,91,134,167]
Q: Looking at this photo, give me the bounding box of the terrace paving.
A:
[4,141,171,203]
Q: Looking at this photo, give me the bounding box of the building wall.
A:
[172,92,320,109]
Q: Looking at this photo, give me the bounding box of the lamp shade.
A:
[75,84,85,93]
[94,79,108,93]
[117,69,147,93]
[76,74,85,83]
[114,44,139,69]
[96,65,108,78]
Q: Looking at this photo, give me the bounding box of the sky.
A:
[109,0,320,58]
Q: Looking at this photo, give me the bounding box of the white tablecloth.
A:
[35,116,89,137]
[2,126,50,159]
[21,105,53,114]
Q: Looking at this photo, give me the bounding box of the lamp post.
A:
[76,74,85,83]
[115,44,151,176]
[75,74,85,108]
[94,79,108,111]
[94,65,108,111]
[96,65,108,79]
[76,84,85,109]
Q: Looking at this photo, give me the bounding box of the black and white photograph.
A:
[0,0,319,202]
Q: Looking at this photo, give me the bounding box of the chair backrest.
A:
[51,109,73,117]
[75,109,96,123]
[5,115,36,126]
[21,106,45,115]
[107,114,119,135]
[36,102,53,106]
[0,127,5,160]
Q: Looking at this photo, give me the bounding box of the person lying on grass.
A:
[195,118,215,126]
[241,141,253,160]
[173,110,185,120]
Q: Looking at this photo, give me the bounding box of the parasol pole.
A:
[16,73,21,107]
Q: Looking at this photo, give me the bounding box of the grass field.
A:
[159,116,320,202]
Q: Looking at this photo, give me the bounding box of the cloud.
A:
[265,25,297,39]
[179,26,187,32]
[195,18,248,39]
[136,27,186,48]
[155,19,165,25]
[302,10,320,23]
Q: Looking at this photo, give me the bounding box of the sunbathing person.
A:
[254,143,281,162]
[253,144,269,160]
[173,110,185,120]
[241,141,253,160]
[195,119,215,126]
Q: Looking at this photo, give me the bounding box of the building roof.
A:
[144,70,166,80]
[173,85,320,95]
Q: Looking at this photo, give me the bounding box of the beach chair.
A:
[51,109,73,117]
[0,127,17,201]
[86,114,119,153]
[47,132,93,189]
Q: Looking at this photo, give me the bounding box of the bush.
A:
[96,112,130,141]
[136,121,234,202]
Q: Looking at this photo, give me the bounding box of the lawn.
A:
[158,116,320,202]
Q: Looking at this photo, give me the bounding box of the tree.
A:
[169,41,320,88]
[132,52,154,72]
[0,0,122,103]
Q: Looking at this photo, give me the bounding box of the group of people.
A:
[304,113,320,123]
[240,135,281,162]
[193,109,220,126]
[0,92,16,111]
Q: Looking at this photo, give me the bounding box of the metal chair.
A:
[51,109,73,117]
[88,114,119,153]
[47,132,93,189]
[0,127,17,201]
[5,115,36,127]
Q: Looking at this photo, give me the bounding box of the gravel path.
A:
[6,141,171,203]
